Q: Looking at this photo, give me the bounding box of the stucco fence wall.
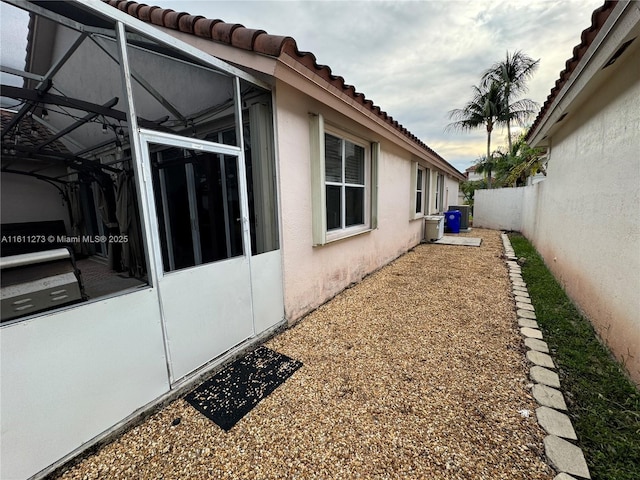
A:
[474,187,526,231]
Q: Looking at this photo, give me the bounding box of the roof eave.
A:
[527,1,627,147]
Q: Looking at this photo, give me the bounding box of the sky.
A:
[0,0,605,174]
[151,0,604,173]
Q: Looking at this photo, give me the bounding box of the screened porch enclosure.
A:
[1,0,280,323]
[0,2,284,478]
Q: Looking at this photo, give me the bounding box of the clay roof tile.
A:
[149,5,169,26]
[193,18,221,39]
[126,2,143,16]
[163,10,188,30]
[116,1,134,13]
[232,27,267,51]
[137,5,158,22]
[211,22,242,44]
[178,14,204,34]
[253,34,295,57]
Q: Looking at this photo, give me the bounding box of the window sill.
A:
[410,214,425,221]
[316,225,372,246]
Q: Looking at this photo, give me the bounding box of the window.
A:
[310,114,378,245]
[411,163,427,218]
[325,133,366,230]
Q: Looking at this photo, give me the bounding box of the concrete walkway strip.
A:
[527,350,556,369]
[525,338,550,353]
[544,435,591,479]
[532,384,568,411]
[530,366,561,388]
[536,406,577,440]
[515,296,532,304]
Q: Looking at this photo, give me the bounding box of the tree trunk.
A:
[486,125,493,189]
[506,91,512,154]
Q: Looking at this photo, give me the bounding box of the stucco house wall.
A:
[274,81,454,322]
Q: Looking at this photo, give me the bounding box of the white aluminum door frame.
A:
[138,129,256,382]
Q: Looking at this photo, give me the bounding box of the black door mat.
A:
[185,346,303,431]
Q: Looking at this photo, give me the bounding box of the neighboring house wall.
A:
[466,170,484,182]
[474,46,640,384]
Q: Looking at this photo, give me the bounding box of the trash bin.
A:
[445,210,461,234]
[424,215,444,242]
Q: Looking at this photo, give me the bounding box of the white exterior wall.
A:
[467,170,484,182]
[275,82,436,322]
[474,47,640,384]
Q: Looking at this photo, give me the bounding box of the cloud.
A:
[137,0,605,171]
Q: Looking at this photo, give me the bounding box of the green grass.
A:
[508,233,640,480]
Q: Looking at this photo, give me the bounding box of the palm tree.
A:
[447,81,506,188]
[504,133,547,186]
[482,50,540,152]
[473,154,497,188]
[490,132,547,187]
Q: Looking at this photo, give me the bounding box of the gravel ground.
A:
[56,228,553,480]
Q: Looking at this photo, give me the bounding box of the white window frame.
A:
[411,162,427,219]
[310,114,378,245]
[435,172,445,213]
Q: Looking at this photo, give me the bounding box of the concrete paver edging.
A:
[501,233,591,479]
[517,309,537,319]
[532,384,568,411]
[526,350,556,369]
[518,318,539,329]
[525,337,550,353]
[554,473,579,480]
